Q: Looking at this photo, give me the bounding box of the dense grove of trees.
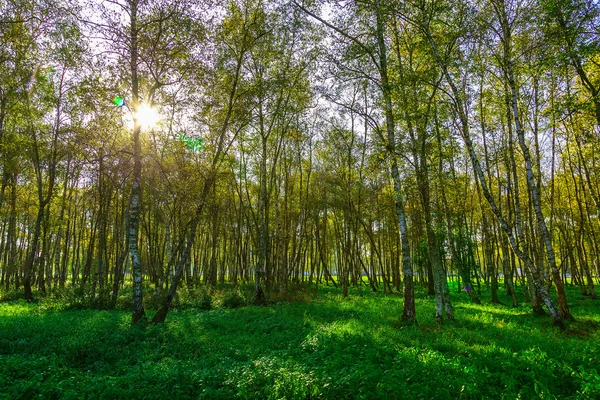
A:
[0,0,598,327]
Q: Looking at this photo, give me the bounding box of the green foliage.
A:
[219,290,246,309]
[0,285,599,399]
[177,288,213,311]
[196,292,214,311]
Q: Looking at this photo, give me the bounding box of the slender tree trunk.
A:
[128,0,146,325]
[23,207,44,301]
[152,29,246,323]
[208,188,219,287]
[375,1,415,323]
[494,0,574,322]
[255,133,268,302]
[5,173,17,291]
[422,15,565,328]
[152,176,215,323]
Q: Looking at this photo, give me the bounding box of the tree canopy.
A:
[0,0,598,329]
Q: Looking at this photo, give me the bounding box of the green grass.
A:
[0,284,599,399]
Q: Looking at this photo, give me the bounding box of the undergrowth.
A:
[0,283,599,399]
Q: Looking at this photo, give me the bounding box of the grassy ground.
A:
[0,283,599,399]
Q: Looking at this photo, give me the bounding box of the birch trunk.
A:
[128,0,146,324]
[422,17,565,329]
[375,2,415,322]
[494,0,574,321]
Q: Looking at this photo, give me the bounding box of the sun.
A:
[134,104,161,130]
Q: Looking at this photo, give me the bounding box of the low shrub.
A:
[220,290,246,309]
[181,289,213,310]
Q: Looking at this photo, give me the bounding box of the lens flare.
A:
[176,132,205,152]
[134,104,160,130]
[113,96,125,107]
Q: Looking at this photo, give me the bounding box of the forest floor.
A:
[0,282,599,399]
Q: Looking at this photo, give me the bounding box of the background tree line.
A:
[0,0,598,327]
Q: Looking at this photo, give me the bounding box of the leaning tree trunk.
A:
[151,175,214,323]
[422,17,565,329]
[152,34,246,324]
[496,0,574,322]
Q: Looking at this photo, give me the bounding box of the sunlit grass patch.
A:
[0,283,598,399]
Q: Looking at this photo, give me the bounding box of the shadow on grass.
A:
[1,285,599,399]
